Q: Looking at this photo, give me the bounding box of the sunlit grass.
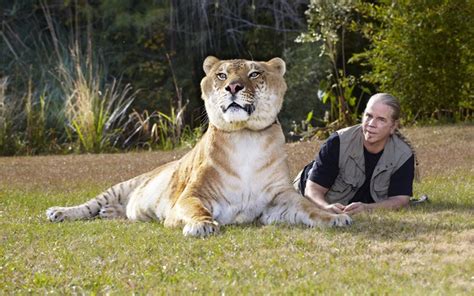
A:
[1,174,473,294]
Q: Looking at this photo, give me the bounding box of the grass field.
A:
[1,124,473,294]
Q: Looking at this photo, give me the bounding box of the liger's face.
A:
[362,102,397,146]
[200,57,287,132]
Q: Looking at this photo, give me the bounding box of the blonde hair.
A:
[366,93,420,181]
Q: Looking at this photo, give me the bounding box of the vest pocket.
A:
[371,167,394,201]
[326,176,357,204]
[331,180,351,192]
[373,181,389,199]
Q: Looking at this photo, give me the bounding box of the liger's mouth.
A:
[221,102,255,115]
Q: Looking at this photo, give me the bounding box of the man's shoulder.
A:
[336,124,362,145]
[391,134,413,156]
[336,124,361,136]
[326,131,340,143]
[322,132,340,152]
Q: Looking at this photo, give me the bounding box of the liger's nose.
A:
[225,83,244,95]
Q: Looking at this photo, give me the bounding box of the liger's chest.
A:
[205,130,288,224]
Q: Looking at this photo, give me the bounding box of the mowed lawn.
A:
[0,125,473,294]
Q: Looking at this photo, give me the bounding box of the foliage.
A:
[0,0,204,155]
[0,77,57,155]
[93,0,172,111]
[352,0,474,121]
[318,74,369,127]
[24,84,49,154]
[297,0,365,128]
[1,0,317,154]
[281,42,330,135]
[169,0,308,57]
[0,78,19,155]
[1,1,66,155]
[78,0,311,120]
[122,107,203,151]
[57,41,136,153]
[3,0,471,154]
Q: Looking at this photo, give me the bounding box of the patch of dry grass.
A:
[404,124,474,177]
[0,149,188,192]
[0,124,473,294]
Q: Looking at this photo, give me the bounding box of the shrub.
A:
[281,42,330,135]
[352,0,474,121]
[60,45,136,153]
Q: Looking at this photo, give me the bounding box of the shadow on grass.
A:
[217,201,473,242]
[410,200,474,214]
[344,203,474,242]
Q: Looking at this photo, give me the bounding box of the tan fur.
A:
[46,56,352,236]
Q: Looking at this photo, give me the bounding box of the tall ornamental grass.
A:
[59,45,136,153]
[123,106,203,151]
[0,78,9,152]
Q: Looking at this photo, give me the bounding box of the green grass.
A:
[1,174,473,295]
[1,124,473,294]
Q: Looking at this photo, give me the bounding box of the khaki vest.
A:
[325,124,412,205]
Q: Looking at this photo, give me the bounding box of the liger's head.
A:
[200,56,287,131]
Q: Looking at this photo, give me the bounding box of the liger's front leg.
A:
[167,196,220,237]
[261,189,352,227]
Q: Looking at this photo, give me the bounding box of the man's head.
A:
[362,93,400,149]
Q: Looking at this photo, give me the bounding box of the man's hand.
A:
[343,202,367,215]
[344,196,410,215]
[324,203,346,214]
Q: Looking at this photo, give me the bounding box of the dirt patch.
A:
[0,125,472,192]
[403,124,473,177]
[0,149,189,192]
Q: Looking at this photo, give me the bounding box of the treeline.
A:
[0,0,472,155]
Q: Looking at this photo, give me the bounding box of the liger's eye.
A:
[216,73,227,80]
[248,71,261,79]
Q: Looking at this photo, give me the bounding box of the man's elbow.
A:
[392,195,410,209]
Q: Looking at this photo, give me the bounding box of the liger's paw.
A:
[46,207,67,222]
[330,214,352,227]
[183,221,220,237]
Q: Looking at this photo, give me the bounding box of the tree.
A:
[297,0,368,128]
[353,0,474,121]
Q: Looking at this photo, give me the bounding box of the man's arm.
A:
[343,195,410,215]
[303,133,342,213]
[305,179,345,214]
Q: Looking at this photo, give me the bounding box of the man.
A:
[295,93,417,215]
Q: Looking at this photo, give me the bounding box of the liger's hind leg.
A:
[46,177,142,222]
[98,204,127,219]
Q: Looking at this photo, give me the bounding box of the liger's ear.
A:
[267,58,286,76]
[203,56,220,75]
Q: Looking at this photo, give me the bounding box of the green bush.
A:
[353,0,474,121]
[297,0,371,130]
[282,42,330,135]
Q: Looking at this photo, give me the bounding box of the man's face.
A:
[362,101,397,146]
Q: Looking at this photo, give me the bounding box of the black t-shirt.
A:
[299,133,414,203]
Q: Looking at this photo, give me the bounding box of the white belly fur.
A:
[126,162,177,221]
